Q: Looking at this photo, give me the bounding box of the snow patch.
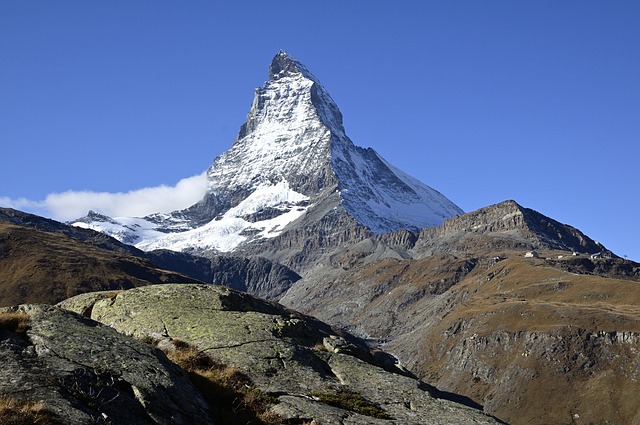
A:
[75,181,310,253]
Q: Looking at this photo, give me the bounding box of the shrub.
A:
[311,342,330,352]
[311,389,391,419]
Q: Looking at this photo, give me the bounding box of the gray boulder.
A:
[0,304,215,425]
[60,284,502,424]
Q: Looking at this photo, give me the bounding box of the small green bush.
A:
[311,389,391,419]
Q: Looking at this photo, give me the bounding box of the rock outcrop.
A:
[59,284,502,424]
[0,304,214,424]
[412,200,608,257]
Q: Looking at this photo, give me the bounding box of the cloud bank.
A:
[0,173,208,222]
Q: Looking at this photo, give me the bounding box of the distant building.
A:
[590,251,613,260]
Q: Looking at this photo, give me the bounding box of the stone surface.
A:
[0,304,214,425]
[60,284,502,424]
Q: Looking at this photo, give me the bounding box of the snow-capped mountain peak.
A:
[206,50,345,197]
[269,50,312,80]
[73,51,463,256]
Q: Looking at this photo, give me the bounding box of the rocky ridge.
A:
[0,208,303,306]
[411,200,609,257]
[0,218,198,306]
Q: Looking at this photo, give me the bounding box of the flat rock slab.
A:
[61,284,502,424]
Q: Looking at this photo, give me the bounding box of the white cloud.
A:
[0,173,208,222]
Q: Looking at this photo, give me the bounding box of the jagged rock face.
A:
[207,256,301,299]
[59,284,502,424]
[189,51,463,235]
[206,51,341,197]
[0,304,214,424]
[72,51,463,264]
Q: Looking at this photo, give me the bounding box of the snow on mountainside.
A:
[73,51,463,253]
[74,181,308,252]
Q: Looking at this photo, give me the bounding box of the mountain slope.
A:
[279,201,639,424]
[0,220,198,306]
[0,208,302,305]
[73,51,462,264]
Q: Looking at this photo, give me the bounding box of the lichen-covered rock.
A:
[60,284,502,424]
[0,304,215,425]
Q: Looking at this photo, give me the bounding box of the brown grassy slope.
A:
[283,253,481,338]
[0,223,200,306]
[283,236,640,425]
[388,255,640,425]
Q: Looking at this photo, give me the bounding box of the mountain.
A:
[279,200,640,424]
[73,51,463,268]
[6,203,639,424]
[411,199,611,257]
[7,50,640,424]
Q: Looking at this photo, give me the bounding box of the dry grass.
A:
[0,396,59,425]
[311,342,329,352]
[0,311,30,336]
[150,338,286,425]
[0,223,198,306]
[102,290,124,299]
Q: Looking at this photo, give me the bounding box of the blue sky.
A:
[1,2,639,261]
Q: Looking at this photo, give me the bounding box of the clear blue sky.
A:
[1,1,639,261]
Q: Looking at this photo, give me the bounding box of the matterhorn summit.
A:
[74,51,463,261]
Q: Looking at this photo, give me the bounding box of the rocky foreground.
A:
[1,284,502,424]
